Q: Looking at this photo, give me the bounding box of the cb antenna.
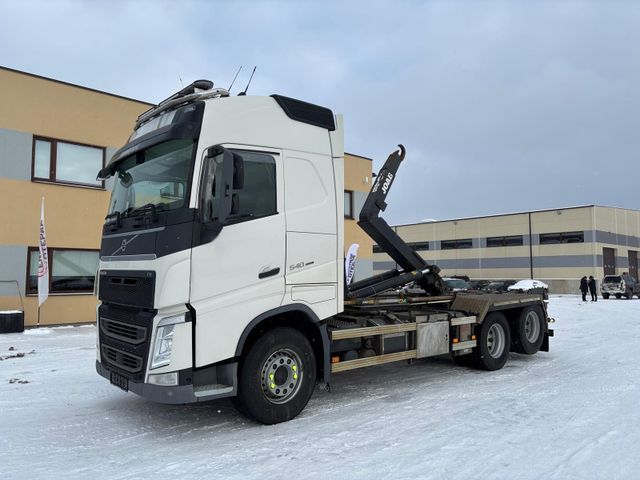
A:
[228,66,242,92]
[238,66,256,96]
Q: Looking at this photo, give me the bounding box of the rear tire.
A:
[602,293,610,299]
[233,327,316,425]
[615,293,622,299]
[625,290,632,299]
[469,312,511,371]
[511,306,545,355]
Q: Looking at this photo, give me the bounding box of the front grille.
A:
[102,345,143,373]
[98,270,156,309]
[98,303,155,382]
[101,317,146,344]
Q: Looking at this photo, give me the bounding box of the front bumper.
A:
[96,360,237,404]
[601,288,623,295]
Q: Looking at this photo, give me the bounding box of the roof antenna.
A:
[238,66,256,96]
[228,66,242,92]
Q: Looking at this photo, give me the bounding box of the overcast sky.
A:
[2,0,639,224]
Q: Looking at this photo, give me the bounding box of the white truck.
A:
[95,81,553,424]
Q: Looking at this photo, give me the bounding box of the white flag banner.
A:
[38,197,49,306]
[345,243,359,285]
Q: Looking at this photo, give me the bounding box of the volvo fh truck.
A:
[95,80,553,424]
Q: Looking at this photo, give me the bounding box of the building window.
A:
[441,238,473,250]
[486,235,524,247]
[407,241,429,251]
[32,136,105,188]
[344,191,354,219]
[373,244,383,253]
[27,248,99,294]
[539,231,584,245]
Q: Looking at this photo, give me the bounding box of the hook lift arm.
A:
[346,145,443,298]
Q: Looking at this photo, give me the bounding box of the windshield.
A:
[445,279,468,289]
[108,139,195,216]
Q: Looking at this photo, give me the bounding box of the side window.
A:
[229,150,277,222]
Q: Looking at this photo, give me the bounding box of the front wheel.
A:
[233,327,317,424]
[469,312,511,371]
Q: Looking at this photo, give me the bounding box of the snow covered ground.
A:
[1,296,639,480]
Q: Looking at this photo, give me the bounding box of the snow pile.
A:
[0,296,638,479]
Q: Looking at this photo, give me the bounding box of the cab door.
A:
[190,147,285,367]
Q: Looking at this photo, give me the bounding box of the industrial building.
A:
[373,205,640,293]
[0,66,372,327]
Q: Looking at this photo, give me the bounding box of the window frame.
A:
[539,231,585,245]
[344,190,354,219]
[441,238,473,250]
[31,135,106,189]
[486,235,524,248]
[200,147,279,226]
[407,241,430,251]
[25,247,99,296]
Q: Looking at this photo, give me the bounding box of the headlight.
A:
[150,314,185,370]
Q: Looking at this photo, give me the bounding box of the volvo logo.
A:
[111,234,140,256]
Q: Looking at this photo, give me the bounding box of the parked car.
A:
[482,280,517,293]
[507,279,549,295]
[442,277,470,292]
[601,274,640,299]
[468,279,491,291]
[451,275,470,282]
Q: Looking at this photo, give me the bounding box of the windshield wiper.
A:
[123,203,166,219]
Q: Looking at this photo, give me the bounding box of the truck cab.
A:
[96,82,344,422]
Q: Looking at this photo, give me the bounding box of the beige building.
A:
[373,205,640,293]
[0,66,372,327]
[0,66,153,326]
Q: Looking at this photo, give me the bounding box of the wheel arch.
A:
[235,304,331,384]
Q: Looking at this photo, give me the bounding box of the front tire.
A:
[470,312,511,371]
[512,306,545,355]
[233,327,317,424]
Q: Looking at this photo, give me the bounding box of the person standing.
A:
[588,275,597,301]
[580,276,589,302]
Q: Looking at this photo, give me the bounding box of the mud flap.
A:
[540,329,554,352]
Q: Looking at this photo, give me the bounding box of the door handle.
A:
[258,267,280,279]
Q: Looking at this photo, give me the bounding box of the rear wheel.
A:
[233,327,316,424]
[625,290,632,299]
[469,312,511,371]
[512,306,545,354]
[602,293,610,299]
[615,293,622,299]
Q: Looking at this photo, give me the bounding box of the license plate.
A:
[110,372,129,391]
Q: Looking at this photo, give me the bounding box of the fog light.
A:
[148,372,178,386]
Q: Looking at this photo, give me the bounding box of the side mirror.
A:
[233,153,244,189]
[200,146,245,225]
[118,170,133,187]
[231,193,240,216]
